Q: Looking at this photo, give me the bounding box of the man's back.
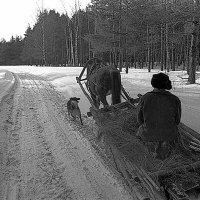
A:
[137,90,181,141]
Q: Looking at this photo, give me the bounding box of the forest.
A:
[0,0,200,83]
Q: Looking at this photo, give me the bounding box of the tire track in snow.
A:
[5,74,74,200]
[21,74,115,199]
[16,74,108,199]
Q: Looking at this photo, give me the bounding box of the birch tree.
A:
[188,0,200,83]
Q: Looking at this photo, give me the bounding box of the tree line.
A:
[0,0,200,83]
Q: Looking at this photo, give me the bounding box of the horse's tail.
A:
[110,70,121,105]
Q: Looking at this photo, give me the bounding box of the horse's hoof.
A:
[102,106,110,112]
[87,112,92,117]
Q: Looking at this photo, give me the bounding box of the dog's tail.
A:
[73,108,83,125]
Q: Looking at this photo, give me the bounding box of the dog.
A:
[66,97,83,125]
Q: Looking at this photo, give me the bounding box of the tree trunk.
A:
[41,13,47,66]
[151,33,154,69]
[171,25,175,71]
[186,35,190,74]
[147,26,151,72]
[188,0,200,83]
[165,23,170,72]
[74,26,79,66]
[189,21,198,83]
[160,24,164,71]
[70,30,75,66]
[87,17,91,60]
[118,0,123,72]
[64,28,69,65]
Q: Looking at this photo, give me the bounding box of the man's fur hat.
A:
[151,73,172,90]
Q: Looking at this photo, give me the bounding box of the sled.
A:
[89,103,200,200]
[76,61,200,199]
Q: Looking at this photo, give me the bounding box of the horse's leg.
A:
[90,92,99,108]
[96,86,109,107]
[88,84,99,108]
[99,95,108,107]
[96,97,101,108]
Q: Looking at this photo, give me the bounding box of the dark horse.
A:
[85,58,121,108]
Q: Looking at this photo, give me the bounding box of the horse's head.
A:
[85,58,103,76]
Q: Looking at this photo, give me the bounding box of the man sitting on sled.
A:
[137,72,182,160]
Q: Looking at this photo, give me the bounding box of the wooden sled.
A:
[89,105,200,200]
[76,62,200,199]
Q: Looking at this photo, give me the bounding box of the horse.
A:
[85,58,121,108]
[67,97,83,125]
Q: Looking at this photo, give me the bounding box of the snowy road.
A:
[0,71,133,200]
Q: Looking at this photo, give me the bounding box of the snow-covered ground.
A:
[0,65,200,200]
[1,65,199,133]
[0,68,134,200]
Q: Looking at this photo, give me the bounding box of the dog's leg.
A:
[67,108,72,118]
[79,114,83,125]
[72,115,76,121]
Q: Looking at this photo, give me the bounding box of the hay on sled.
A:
[90,106,200,182]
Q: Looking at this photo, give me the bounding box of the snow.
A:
[0,65,200,133]
[1,65,200,199]
[0,69,136,200]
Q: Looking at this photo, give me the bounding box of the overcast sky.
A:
[0,0,91,41]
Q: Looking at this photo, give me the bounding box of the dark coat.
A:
[137,89,181,142]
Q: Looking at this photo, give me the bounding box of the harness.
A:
[87,63,104,77]
[86,63,104,90]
